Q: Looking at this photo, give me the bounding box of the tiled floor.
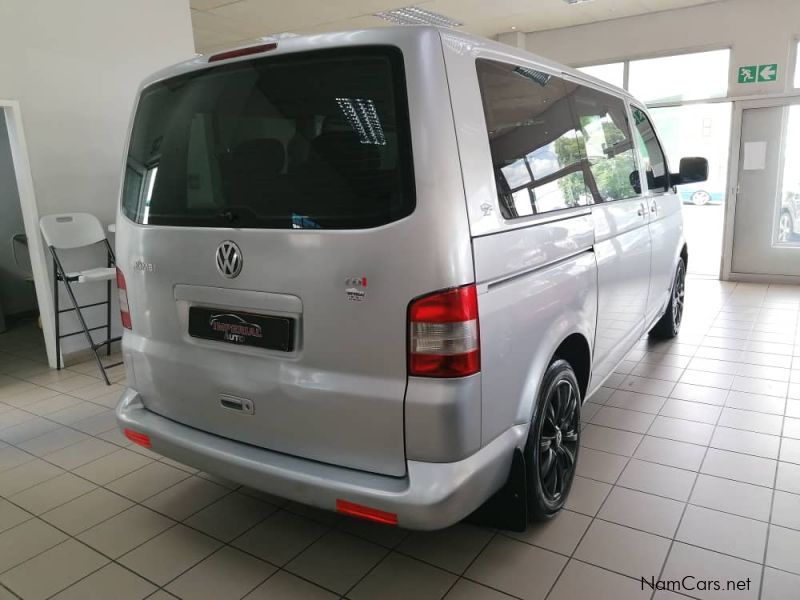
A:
[0,279,800,599]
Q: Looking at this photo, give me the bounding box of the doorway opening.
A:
[650,102,732,278]
[0,108,43,360]
[0,102,56,369]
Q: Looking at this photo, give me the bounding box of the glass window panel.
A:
[476,59,593,218]
[122,46,415,229]
[649,103,732,205]
[572,86,640,201]
[777,105,800,245]
[629,49,730,103]
[578,63,625,89]
[631,107,669,193]
[501,158,531,189]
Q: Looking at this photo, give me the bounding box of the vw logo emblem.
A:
[216,241,242,278]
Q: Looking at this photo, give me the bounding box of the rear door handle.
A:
[650,201,659,214]
[637,203,646,217]
[219,394,255,415]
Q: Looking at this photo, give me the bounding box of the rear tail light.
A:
[408,284,480,378]
[123,428,151,448]
[116,268,132,330]
[336,499,398,526]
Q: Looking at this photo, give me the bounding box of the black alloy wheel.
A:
[527,359,581,520]
[650,257,686,339]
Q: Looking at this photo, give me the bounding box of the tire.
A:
[691,190,711,206]
[525,359,581,521]
[778,211,793,243]
[650,257,686,339]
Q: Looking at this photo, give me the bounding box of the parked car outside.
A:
[779,188,800,243]
[679,184,724,206]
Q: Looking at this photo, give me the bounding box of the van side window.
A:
[570,85,640,201]
[631,107,669,193]
[476,59,593,219]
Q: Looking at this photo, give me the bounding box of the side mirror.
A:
[672,157,708,186]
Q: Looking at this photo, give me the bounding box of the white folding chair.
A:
[39,213,121,384]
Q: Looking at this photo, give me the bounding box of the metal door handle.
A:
[650,202,659,214]
[637,203,646,217]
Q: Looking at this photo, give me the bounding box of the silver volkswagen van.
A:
[115,26,706,530]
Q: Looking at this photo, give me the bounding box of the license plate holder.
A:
[188,307,294,352]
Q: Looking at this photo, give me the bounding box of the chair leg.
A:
[50,249,111,385]
[53,257,61,371]
[106,277,112,357]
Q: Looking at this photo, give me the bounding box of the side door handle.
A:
[650,201,659,215]
[637,202,646,217]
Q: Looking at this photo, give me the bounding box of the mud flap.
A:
[465,448,527,532]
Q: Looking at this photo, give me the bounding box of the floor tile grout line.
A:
[440,529,501,599]
[545,363,674,600]
[628,313,714,596]
[653,303,766,597]
[589,398,788,437]
[0,435,279,589]
[575,466,799,525]
[40,560,113,600]
[317,532,394,599]
[582,424,785,470]
[756,402,787,600]
[494,519,800,576]
[0,581,22,600]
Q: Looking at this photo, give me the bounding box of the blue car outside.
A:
[679,186,725,205]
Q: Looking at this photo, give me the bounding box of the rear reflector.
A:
[116,268,132,330]
[123,428,151,448]
[208,42,277,62]
[408,284,480,378]
[336,499,398,526]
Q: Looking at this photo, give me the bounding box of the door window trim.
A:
[629,102,673,197]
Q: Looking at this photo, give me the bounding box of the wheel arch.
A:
[552,333,592,401]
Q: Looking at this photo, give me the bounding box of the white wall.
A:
[513,0,799,98]
[0,0,194,364]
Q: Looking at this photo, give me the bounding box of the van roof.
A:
[141,25,635,102]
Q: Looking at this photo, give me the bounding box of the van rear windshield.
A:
[122,46,415,229]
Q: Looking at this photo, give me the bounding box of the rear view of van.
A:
[116,26,691,530]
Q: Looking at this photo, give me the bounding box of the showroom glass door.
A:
[728,99,800,279]
[650,103,731,277]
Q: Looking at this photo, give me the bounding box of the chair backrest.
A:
[39,213,107,250]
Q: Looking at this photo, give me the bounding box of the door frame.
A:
[723,93,800,283]
[1,100,58,367]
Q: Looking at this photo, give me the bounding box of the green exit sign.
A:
[738,64,778,83]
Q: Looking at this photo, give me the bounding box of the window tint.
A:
[122,47,414,229]
[476,60,593,219]
[632,107,669,193]
[571,85,639,201]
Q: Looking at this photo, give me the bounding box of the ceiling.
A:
[191,0,722,53]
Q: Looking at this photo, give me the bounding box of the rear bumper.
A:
[116,388,525,530]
